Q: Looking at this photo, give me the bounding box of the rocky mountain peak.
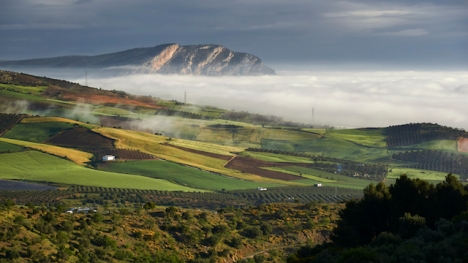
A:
[0,43,275,76]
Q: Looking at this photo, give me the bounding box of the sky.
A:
[0,0,467,129]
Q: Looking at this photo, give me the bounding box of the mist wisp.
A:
[76,70,468,130]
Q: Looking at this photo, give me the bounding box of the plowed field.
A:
[458,137,468,152]
[47,127,115,149]
[225,157,303,181]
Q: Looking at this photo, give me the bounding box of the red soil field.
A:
[458,137,468,152]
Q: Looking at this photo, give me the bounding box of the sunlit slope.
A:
[0,151,201,191]
[0,138,92,165]
[93,127,302,186]
[3,122,75,143]
[166,138,243,156]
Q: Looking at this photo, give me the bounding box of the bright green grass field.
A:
[395,140,458,152]
[326,128,387,148]
[100,160,280,191]
[0,89,45,101]
[0,141,24,153]
[387,168,457,185]
[0,84,48,95]
[2,122,75,143]
[0,151,201,191]
[265,166,374,189]
[262,137,389,163]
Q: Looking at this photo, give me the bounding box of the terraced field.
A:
[93,127,301,186]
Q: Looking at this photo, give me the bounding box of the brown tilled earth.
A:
[225,156,303,181]
[458,137,468,152]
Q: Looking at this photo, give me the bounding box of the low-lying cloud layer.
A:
[77,71,468,130]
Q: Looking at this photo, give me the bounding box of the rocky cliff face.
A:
[0,44,275,76]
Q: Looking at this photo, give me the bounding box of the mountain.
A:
[0,43,276,76]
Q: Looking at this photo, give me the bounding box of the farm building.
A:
[102,155,115,161]
[257,187,268,191]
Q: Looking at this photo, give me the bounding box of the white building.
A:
[102,155,115,161]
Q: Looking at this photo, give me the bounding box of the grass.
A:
[395,140,458,152]
[262,128,321,141]
[171,105,225,118]
[100,160,280,190]
[92,106,136,116]
[326,128,387,148]
[261,136,389,163]
[2,122,75,143]
[387,168,457,184]
[0,84,48,95]
[0,141,24,153]
[266,166,375,189]
[0,89,45,101]
[0,138,92,165]
[239,151,313,163]
[0,151,201,191]
[93,127,303,186]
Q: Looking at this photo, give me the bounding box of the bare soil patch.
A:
[225,156,303,181]
[458,137,468,152]
[46,127,115,149]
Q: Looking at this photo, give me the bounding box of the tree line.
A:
[288,174,468,262]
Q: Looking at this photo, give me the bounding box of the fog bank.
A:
[74,71,468,130]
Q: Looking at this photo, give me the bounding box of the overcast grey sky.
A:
[1,0,467,69]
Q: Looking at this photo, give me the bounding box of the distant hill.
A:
[0,43,275,76]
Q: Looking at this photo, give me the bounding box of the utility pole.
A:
[85,70,88,87]
[184,90,186,105]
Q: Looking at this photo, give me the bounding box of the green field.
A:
[326,128,387,147]
[387,168,457,184]
[0,141,24,153]
[92,106,138,117]
[264,166,374,189]
[0,83,48,95]
[100,160,280,190]
[394,140,458,152]
[3,122,75,143]
[0,89,45,101]
[261,137,389,163]
[0,151,202,191]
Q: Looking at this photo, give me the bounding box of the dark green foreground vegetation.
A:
[0,200,341,263]
[288,174,468,263]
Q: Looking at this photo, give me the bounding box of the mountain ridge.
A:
[0,43,275,76]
